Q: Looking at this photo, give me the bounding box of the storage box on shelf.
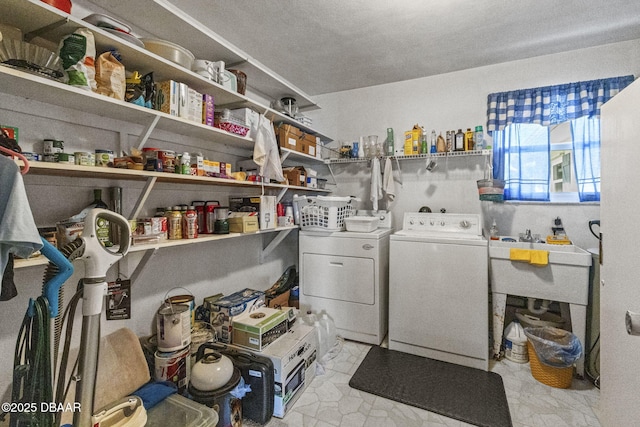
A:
[274,123,318,156]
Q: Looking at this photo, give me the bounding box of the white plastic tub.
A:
[344,216,379,232]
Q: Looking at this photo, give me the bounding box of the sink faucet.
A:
[519,229,533,242]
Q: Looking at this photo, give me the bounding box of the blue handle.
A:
[40,237,74,317]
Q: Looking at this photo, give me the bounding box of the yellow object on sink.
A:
[509,248,549,266]
[546,235,572,245]
[529,250,549,266]
[509,248,531,262]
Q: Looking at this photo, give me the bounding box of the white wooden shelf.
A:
[14,225,299,270]
[1,0,332,143]
[25,161,329,192]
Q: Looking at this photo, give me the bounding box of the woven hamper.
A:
[527,342,573,388]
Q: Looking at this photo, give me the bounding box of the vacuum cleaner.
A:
[7,208,136,427]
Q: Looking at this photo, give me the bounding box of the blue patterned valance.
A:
[487,75,634,133]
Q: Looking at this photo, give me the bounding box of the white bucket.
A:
[504,320,529,363]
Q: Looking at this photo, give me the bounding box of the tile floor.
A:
[259,339,602,427]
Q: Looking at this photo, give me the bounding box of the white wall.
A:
[306,39,640,250]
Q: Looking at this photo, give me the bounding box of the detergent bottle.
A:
[504,319,529,363]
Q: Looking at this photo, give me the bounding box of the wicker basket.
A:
[527,342,573,388]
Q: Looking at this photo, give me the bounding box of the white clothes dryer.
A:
[388,212,489,371]
[299,212,392,345]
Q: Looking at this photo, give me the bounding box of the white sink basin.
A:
[489,238,592,304]
[489,238,592,268]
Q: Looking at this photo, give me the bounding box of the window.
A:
[487,75,634,202]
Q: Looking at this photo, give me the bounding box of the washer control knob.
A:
[419,220,425,225]
[440,221,445,226]
[460,220,470,229]
[409,219,415,225]
[430,220,435,226]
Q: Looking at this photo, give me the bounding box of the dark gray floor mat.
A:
[349,346,512,427]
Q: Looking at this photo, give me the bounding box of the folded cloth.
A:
[370,157,382,211]
[529,249,549,266]
[132,381,177,410]
[509,248,531,262]
[382,157,395,202]
[509,248,549,266]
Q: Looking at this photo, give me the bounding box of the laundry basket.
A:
[296,196,355,232]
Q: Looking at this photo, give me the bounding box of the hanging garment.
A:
[370,157,383,211]
[253,114,285,182]
[0,156,42,287]
[382,157,396,203]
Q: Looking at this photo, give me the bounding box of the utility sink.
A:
[489,238,591,303]
[489,237,592,376]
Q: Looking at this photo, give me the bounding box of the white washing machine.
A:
[388,212,489,371]
[299,212,392,345]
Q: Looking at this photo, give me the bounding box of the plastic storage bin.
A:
[344,216,379,232]
[146,393,218,427]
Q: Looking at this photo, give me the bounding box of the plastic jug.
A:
[504,320,529,363]
[319,312,337,356]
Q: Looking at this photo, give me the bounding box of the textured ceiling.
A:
[168,0,640,95]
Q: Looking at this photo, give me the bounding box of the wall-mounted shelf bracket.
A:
[124,248,159,284]
[24,18,69,42]
[129,176,157,220]
[135,115,161,151]
[260,228,294,263]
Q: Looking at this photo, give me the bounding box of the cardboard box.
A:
[178,82,189,119]
[229,108,259,131]
[224,322,316,418]
[267,290,290,308]
[231,307,291,351]
[299,139,317,156]
[202,93,215,126]
[188,88,203,123]
[282,167,306,187]
[259,323,317,418]
[306,176,317,189]
[157,80,180,116]
[229,195,277,230]
[211,289,265,343]
[228,214,259,233]
[274,123,317,153]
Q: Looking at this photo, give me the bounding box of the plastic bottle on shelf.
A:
[475,125,484,150]
[386,128,395,156]
[454,129,465,151]
[489,219,500,240]
[430,129,437,153]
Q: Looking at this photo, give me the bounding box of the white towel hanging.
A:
[383,157,395,203]
[370,157,383,211]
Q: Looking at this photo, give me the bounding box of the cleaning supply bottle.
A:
[454,129,465,151]
[489,219,499,240]
[504,320,529,363]
[430,129,437,153]
[386,127,395,156]
[437,132,446,153]
[475,125,484,150]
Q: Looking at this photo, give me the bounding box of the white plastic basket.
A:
[296,195,355,231]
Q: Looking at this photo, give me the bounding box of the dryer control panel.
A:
[401,213,482,236]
